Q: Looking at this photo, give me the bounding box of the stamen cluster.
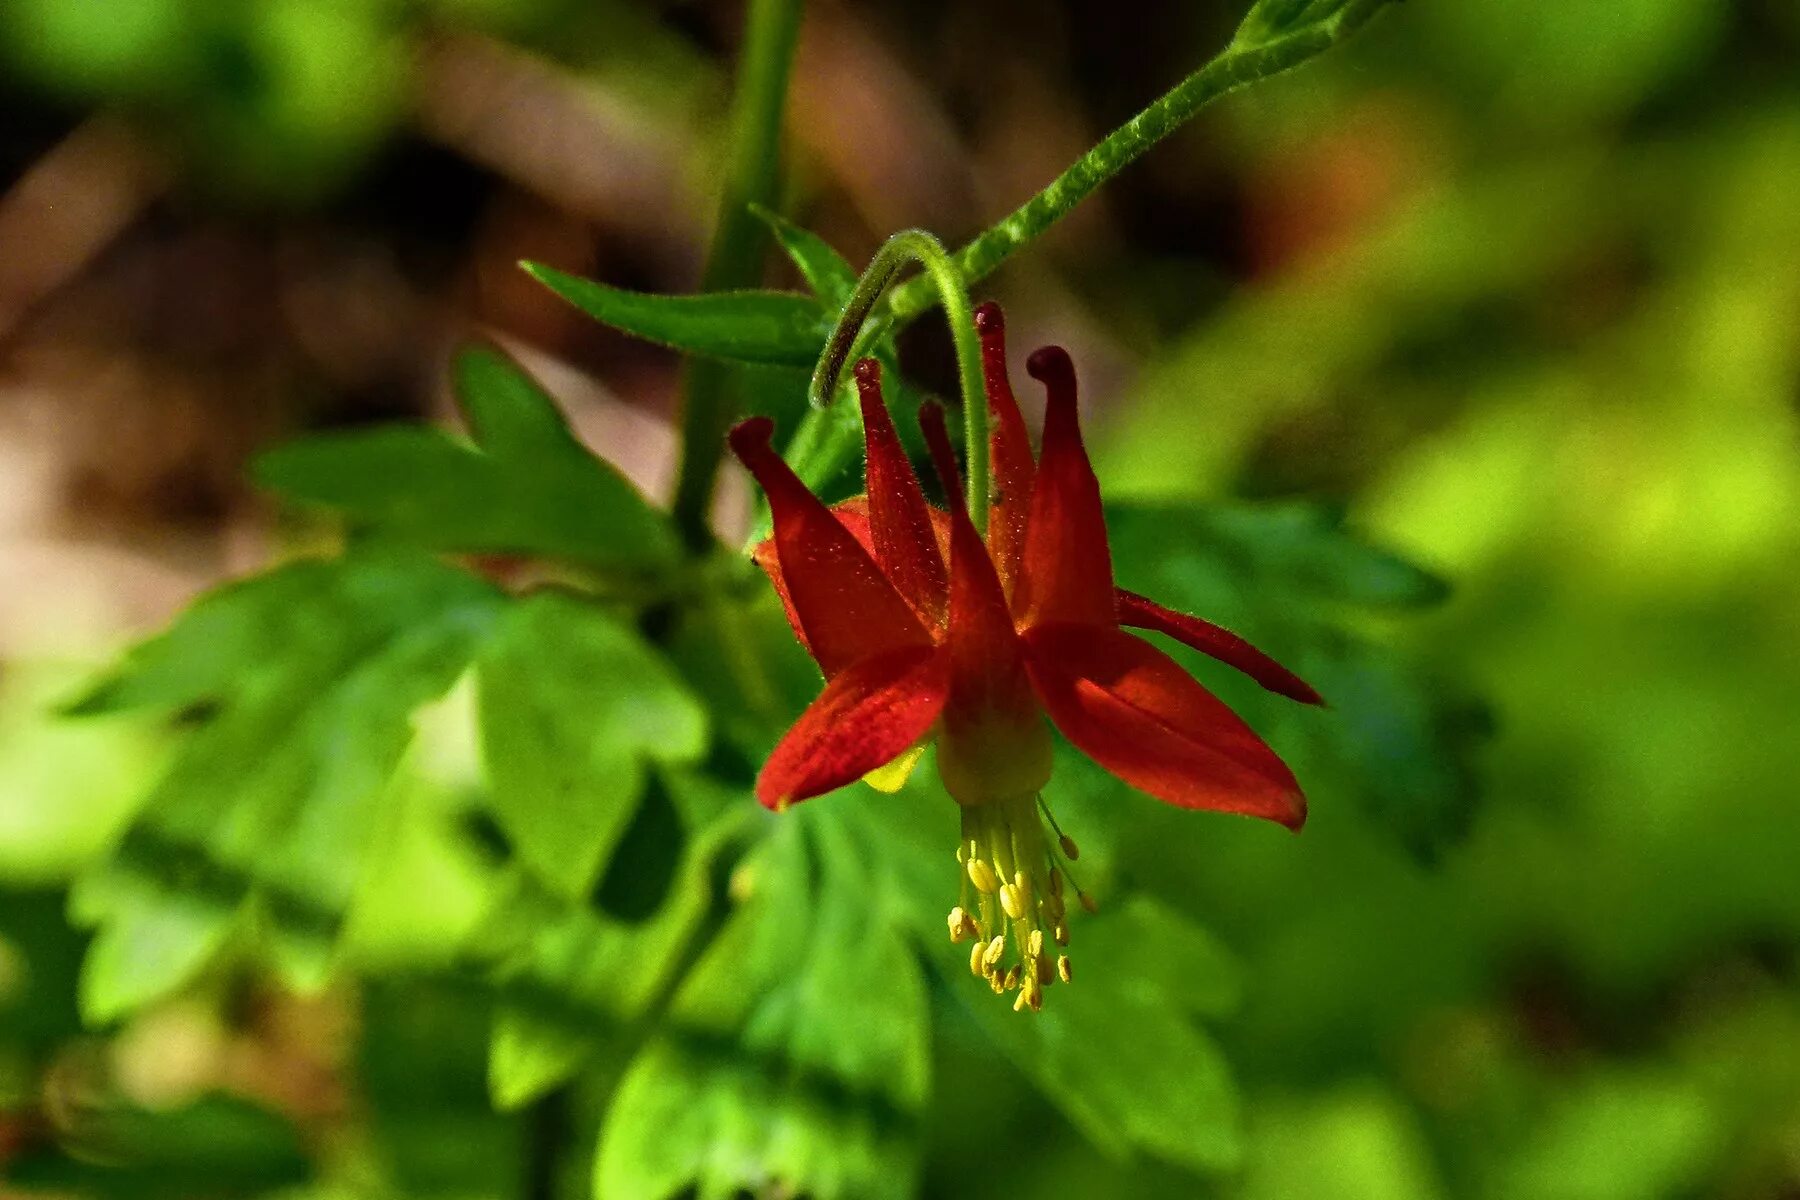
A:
[947,793,1090,1010]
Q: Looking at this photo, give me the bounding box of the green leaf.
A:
[1197,503,1451,610]
[1233,0,1392,51]
[595,808,930,1200]
[77,895,239,1025]
[473,775,752,1109]
[1,662,161,883]
[453,342,590,462]
[1074,894,1246,1020]
[477,590,706,900]
[524,261,830,367]
[256,350,677,571]
[359,978,526,1199]
[63,565,339,716]
[1239,1085,1447,1200]
[945,939,1245,1173]
[69,553,503,1020]
[4,1093,311,1199]
[488,1008,595,1112]
[750,204,858,306]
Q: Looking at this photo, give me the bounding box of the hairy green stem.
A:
[810,230,989,529]
[886,0,1394,320]
[671,0,806,551]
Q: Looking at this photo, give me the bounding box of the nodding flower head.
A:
[729,302,1322,1010]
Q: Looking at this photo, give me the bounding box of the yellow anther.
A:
[999,883,1024,921]
[1003,965,1020,991]
[1013,870,1031,901]
[1078,889,1099,915]
[967,857,1001,894]
[1057,955,1073,983]
[1023,973,1043,1011]
[948,907,970,944]
[1059,834,1080,861]
[983,935,1006,969]
[1054,923,1070,947]
[1027,929,1044,959]
[1013,989,1028,1012]
[969,943,986,977]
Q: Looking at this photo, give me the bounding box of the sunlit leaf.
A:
[1239,1085,1446,1200]
[255,349,677,571]
[596,808,929,1200]
[524,262,831,367]
[67,553,504,1020]
[477,590,706,900]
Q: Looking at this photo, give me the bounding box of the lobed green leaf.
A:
[68,553,505,1021]
[255,349,677,572]
[1105,502,1484,862]
[472,774,751,1109]
[595,808,929,1200]
[477,590,707,901]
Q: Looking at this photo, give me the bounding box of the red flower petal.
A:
[749,498,877,653]
[975,302,1036,594]
[1023,622,1306,828]
[1116,589,1325,706]
[1016,346,1116,627]
[756,644,950,810]
[730,419,931,677]
[855,359,948,625]
[920,404,1036,717]
[922,403,1051,801]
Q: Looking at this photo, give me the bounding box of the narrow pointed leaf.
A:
[1233,0,1396,51]
[595,810,929,1200]
[525,262,830,367]
[750,204,858,305]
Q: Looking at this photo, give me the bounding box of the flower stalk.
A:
[810,229,989,529]
[670,0,806,551]
[885,0,1395,322]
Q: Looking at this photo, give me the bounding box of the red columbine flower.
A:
[728,302,1321,1010]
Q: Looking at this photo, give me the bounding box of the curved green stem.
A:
[810,230,989,529]
[671,0,806,552]
[886,0,1395,321]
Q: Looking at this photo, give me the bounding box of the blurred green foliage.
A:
[3,0,1798,1197]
